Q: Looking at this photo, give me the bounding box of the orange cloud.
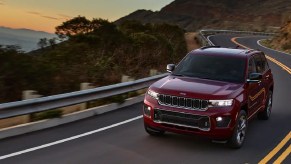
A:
[0,0,5,5]
[57,14,72,20]
[26,11,73,22]
[41,15,59,20]
[27,11,41,15]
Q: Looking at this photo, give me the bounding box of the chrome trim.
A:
[158,94,208,111]
[247,105,264,119]
[153,108,211,131]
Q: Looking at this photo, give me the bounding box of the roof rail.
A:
[200,45,220,50]
[245,49,256,54]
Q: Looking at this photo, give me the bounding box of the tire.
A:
[258,90,273,120]
[228,110,247,148]
[144,124,165,136]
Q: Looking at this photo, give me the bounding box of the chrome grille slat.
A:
[158,94,208,111]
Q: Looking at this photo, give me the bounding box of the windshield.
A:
[173,54,246,83]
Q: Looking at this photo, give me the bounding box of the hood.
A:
[150,75,244,99]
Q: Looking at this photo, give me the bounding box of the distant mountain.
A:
[0,27,56,52]
[116,0,291,32]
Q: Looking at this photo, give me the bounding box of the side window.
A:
[260,53,269,71]
[254,54,264,73]
[248,57,256,77]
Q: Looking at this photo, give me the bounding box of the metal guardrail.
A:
[198,29,276,46]
[0,73,168,119]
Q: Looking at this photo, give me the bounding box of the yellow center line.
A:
[274,144,291,164]
[265,56,291,74]
[231,37,291,75]
[258,132,291,164]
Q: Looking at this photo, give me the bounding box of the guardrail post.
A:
[149,69,158,76]
[22,90,42,100]
[22,90,42,122]
[80,83,94,110]
[121,75,135,82]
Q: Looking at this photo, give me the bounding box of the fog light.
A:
[216,117,223,122]
[216,116,231,127]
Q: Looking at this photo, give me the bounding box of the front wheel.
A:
[228,110,247,148]
[258,90,273,120]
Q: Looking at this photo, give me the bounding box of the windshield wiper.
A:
[196,76,213,80]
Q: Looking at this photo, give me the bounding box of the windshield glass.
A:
[173,54,246,83]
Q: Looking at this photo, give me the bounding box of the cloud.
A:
[27,11,41,16]
[0,0,5,5]
[41,15,59,20]
[57,14,72,20]
[27,11,60,21]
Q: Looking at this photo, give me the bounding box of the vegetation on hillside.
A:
[0,16,187,103]
[265,20,291,53]
[116,0,291,32]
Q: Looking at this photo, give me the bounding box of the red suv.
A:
[143,46,274,148]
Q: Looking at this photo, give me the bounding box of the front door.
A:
[247,56,264,118]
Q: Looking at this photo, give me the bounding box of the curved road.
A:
[0,34,290,164]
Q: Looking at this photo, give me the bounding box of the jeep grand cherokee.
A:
[143,46,274,148]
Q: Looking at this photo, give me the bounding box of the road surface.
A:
[0,34,290,164]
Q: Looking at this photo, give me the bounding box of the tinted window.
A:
[173,54,246,83]
[248,57,257,77]
[254,54,265,73]
[260,53,269,71]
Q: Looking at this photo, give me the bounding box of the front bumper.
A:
[143,94,240,139]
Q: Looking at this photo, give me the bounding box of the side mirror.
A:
[247,73,263,83]
[167,64,175,73]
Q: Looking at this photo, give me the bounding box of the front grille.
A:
[158,94,208,111]
[154,109,210,131]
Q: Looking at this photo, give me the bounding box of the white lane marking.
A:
[0,115,143,160]
[257,40,291,56]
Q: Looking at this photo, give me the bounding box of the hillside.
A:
[116,0,291,32]
[268,20,291,53]
[0,17,187,103]
[0,27,56,52]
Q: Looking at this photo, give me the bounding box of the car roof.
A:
[190,46,261,58]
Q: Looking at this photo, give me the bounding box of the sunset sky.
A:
[0,0,174,33]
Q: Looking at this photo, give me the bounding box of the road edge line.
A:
[0,115,143,160]
[257,40,291,56]
[0,95,144,140]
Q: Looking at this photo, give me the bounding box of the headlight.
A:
[208,99,233,107]
[147,90,159,100]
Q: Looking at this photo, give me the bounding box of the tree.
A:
[90,18,111,31]
[0,45,23,53]
[37,38,48,49]
[48,38,57,48]
[119,20,150,34]
[55,16,91,39]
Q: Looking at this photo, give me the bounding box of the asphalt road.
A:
[0,34,290,164]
